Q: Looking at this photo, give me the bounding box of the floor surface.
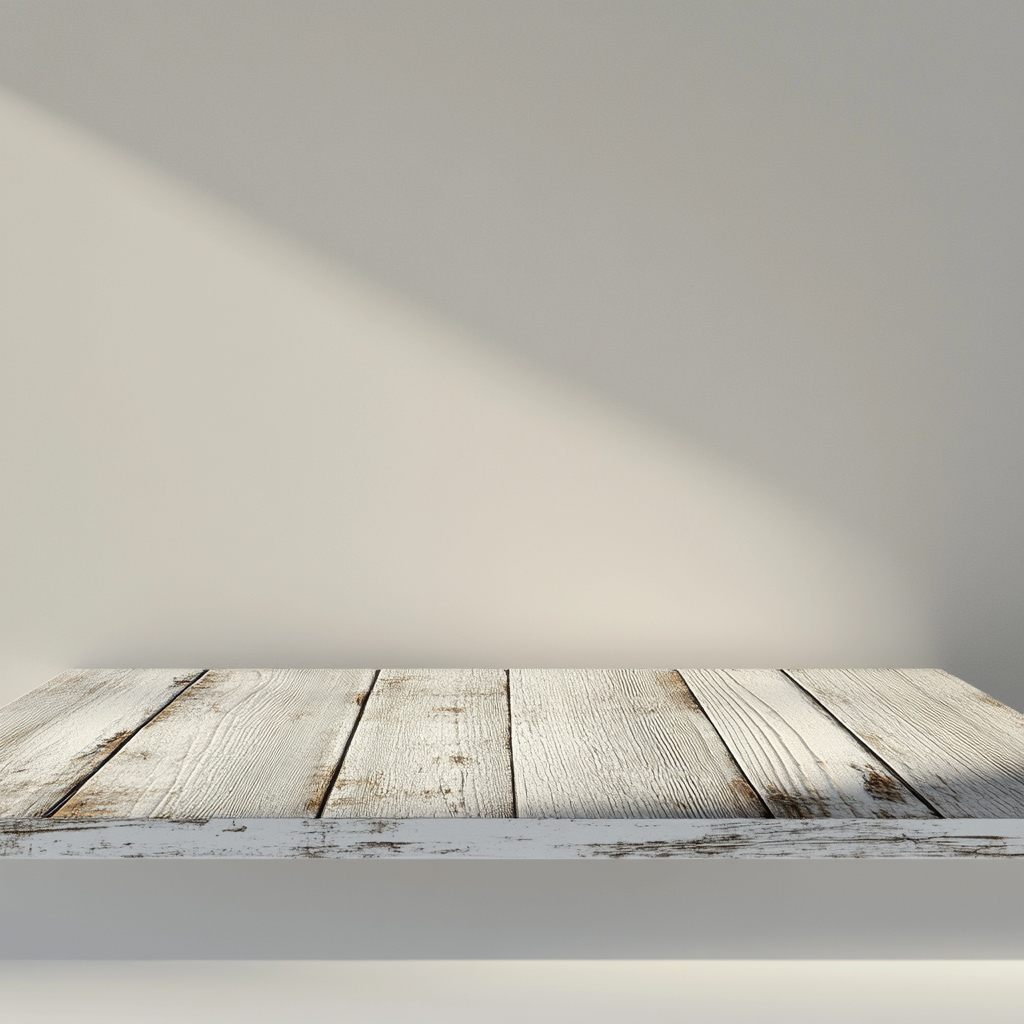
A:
[2,960,1022,1024]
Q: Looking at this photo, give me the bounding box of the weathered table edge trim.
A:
[3,817,1024,859]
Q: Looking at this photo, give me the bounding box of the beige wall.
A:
[0,90,929,705]
[1,2,1022,707]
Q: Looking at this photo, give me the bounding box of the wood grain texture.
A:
[0,668,202,817]
[53,668,375,819]
[681,669,934,819]
[787,668,1024,817]
[509,668,767,818]
[5,816,1023,859]
[322,668,513,817]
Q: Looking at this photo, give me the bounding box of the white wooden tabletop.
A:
[3,668,1024,858]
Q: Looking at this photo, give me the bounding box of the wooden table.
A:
[3,668,1024,957]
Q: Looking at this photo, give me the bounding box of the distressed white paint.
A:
[509,669,766,818]
[681,669,933,818]
[0,668,202,817]
[10,666,1024,832]
[323,668,513,817]
[3,815,1023,859]
[53,668,374,818]
[788,669,1024,817]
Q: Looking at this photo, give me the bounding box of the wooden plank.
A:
[0,668,203,817]
[322,668,513,817]
[680,669,934,819]
[787,668,1024,817]
[509,668,767,818]
[53,668,375,819]
[4,816,1024,859]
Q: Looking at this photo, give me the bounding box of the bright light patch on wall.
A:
[0,90,931,704]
